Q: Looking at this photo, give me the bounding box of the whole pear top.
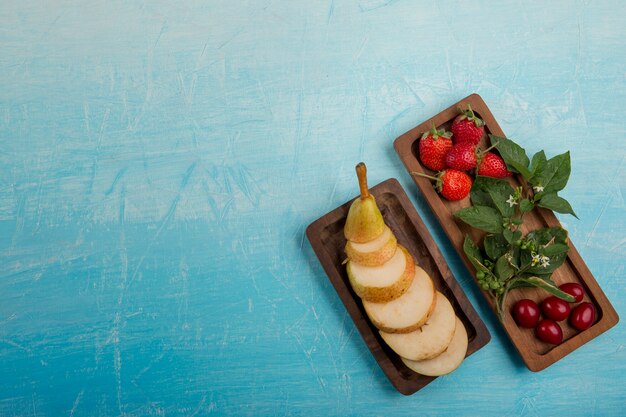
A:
[344,163,385,243]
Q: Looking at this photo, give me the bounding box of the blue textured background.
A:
[1,1,625,416]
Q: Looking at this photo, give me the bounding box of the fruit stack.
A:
[343,163,468,376]
[415,104,511,201]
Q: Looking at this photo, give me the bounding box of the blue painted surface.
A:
[1,1,625,415]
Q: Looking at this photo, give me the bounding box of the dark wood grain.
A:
[393,93,620,372]
[306,178,491,395]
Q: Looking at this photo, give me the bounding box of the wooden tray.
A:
[394,93,619,371]
[306,178,490,395]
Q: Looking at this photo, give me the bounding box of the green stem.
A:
[411,171,439,182]
[482,140,500,154]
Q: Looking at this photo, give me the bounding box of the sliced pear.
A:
[347,245,415,303]
[380,292,456,361]
[345,226,397,266]
[344,163,385,243]
[402,317,468,376]
[363,265,436,333]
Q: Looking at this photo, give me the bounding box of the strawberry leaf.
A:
[454,206,504,233]
[489,135,531,179]
[537,192,578,218]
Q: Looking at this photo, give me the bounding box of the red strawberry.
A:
[445,142,477,171]
[451,104,485,145]
[411,169,472,201]
[439,170,473,200]
[477,152,511,178]
[419,123,453,171]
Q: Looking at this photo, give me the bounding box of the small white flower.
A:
[533,185,545,193]
[540,255,550,268]
[506,195,518,207]
[531,252,541,266]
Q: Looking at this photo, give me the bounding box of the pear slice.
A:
[345,226,398,266]
[380,292,456,361]
[363,265,436,333]
[344,163,385,243]
[347,245,415,303]
[401,317,468,376]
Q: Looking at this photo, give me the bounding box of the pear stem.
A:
[411,171,439,182]
[356,162,370,198]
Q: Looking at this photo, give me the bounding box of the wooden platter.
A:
[394,93,619,371]
[306,178,491,395]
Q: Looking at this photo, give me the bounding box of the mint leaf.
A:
[517,276,575,302]
[494,254,515,281]
[489,135,531,179]
[520,198,534,213]
[454,206,504,234]
[530,150,547,178]
[470,176,516,218]
[530,151,571,193]
[463,235,487,272]
[484,233,509,260]
[537,193,578,218]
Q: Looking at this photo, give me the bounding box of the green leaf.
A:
[503,229,521,244]
[537,193,578,218]
[520,198,535,213]
[454,206,504,234]
[530,151,571,193]
[463,235,487,272]
[484,233,509,260]
[520,227,569,274]
[522,248,568,274]
[541,243,570,257]
[494,254,515,281]
[530,150,547,178]
[527,226,569,245]
[489,134,531,179]
[517,276,576,302]
[470,176,516,218]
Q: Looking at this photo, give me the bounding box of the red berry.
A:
[419,123,453,171]
[540,296,571,321]
[570,302,596,330]
[438,169,472,201]
[451,104,485,145]
[512,299,540,328]
[445,142,477,171]
[536,319,563,344]
[559,283,585,303]
[477,152,511,178]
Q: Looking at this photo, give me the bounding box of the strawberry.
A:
[451,104,485,145]
[439,169,473,200]
[477,152,511,178]
[419,123,453,171]
[411,169,472,201]
[445,142,477,171]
